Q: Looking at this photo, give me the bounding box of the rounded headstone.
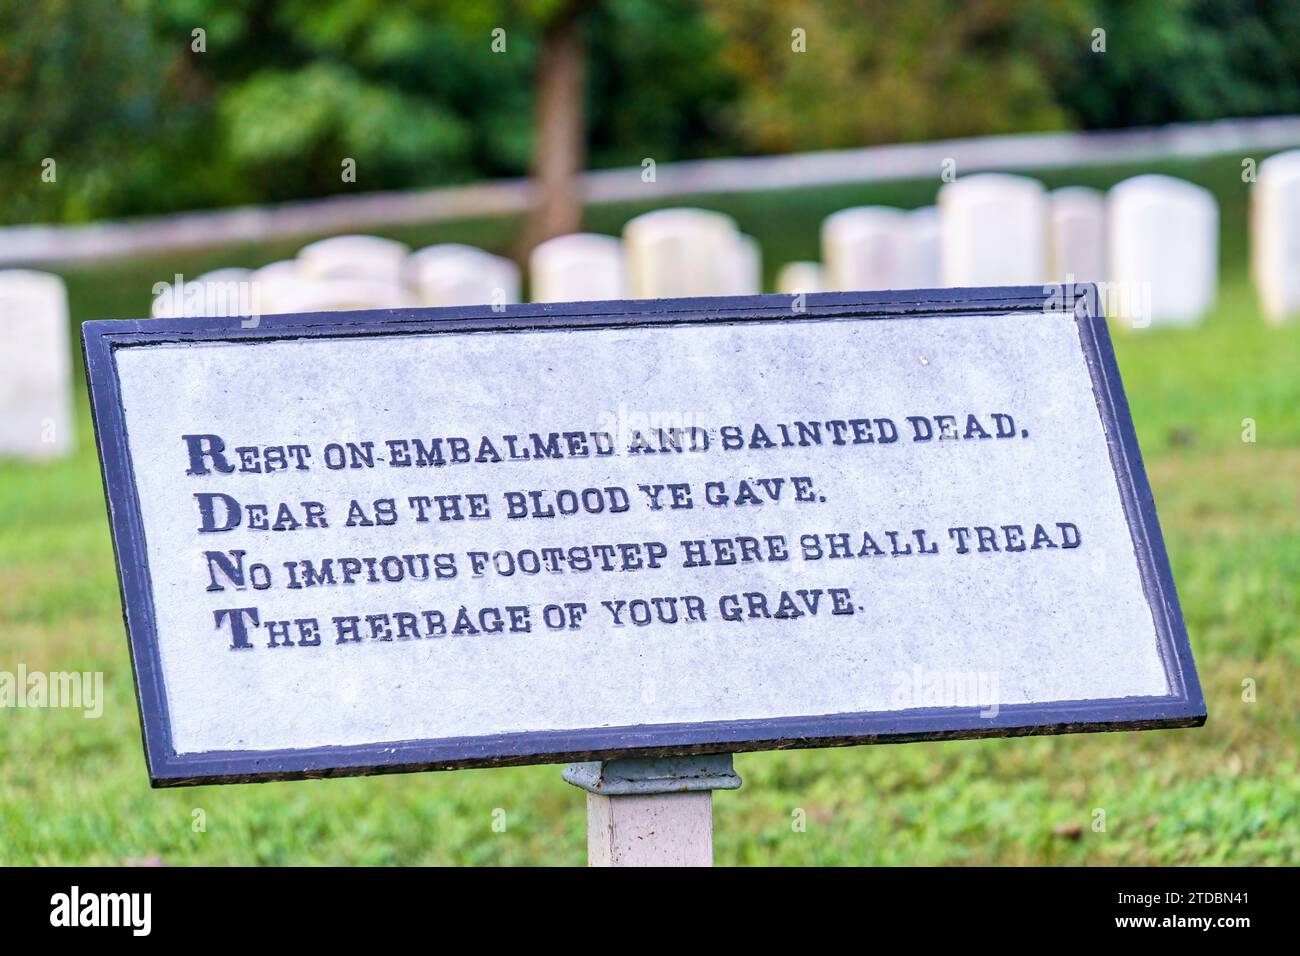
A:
[902,205,942,289]
[408,244,521,307]
[821,206,909,292]
[249,260,304,315]
[938,174,1049,287]
[297,235,410,284]
[1107,174,1217,327]
[722,233,763,295]
[264,279,415,313]
[775,261,825,295]
[622,208,740,298]
[1050,187,1106,284]
[1252,149,1300,324]
[529,233,627,303]
[0,269,73,459]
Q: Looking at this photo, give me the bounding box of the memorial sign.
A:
[83,286,1204,787]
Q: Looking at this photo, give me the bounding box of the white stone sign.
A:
[1,269,73,459]
[83,289,1203,785]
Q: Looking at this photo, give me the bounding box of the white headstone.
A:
[775,261,825,295]
[901,206,942,289]
[253,260,300,284]
[622,208,740,298]
[297,235,409,284]
[1107,175,1218,327]
[721,233,763,295]
[264,279,415,313]
[408,244,521,308]
[1252,149,1300,324]
[1050,187,1106,284]
[250,260,304,315]
[152,268,257,319]
[821,206,909,292]
[939,174,1049,287]
[529,233,627,303]
[0,269,73,459]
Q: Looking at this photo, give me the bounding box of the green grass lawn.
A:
[2,153,1298,865]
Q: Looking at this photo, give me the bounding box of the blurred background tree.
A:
[1054,0,1300,128]
[2,0,1299,231]
[701,0,1084,151]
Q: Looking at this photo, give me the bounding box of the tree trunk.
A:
[520,1,588,257]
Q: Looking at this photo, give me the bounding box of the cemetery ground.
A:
[2,152,1298,866]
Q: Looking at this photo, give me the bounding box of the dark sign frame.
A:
[82,285,1205,787]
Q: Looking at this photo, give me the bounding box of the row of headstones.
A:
[772,152,1293,328]
[146,164,1300,329]
[152,239,522,316]
[3,150,1300,458]
[147,213,761,318]
[803,173,1218,327]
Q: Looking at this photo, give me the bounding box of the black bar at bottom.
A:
[0,865,1273,940]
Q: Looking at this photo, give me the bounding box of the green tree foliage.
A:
[220,62,473,200]
[0,0,737,223]
[0,0,190,222]
[586,0,740,167]
[1053,0,1300,128]
[2,0,1298,225]
[702,0,1087,152]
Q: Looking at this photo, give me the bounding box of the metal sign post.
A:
[563,754,742,866]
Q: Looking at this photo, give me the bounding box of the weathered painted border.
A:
[81,285,1206,787]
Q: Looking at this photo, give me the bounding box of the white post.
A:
[562,755,741,867]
